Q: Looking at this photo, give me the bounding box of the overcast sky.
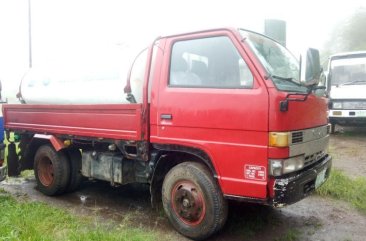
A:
[0,0,365,101]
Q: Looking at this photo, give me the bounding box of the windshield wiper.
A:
[271,75,302,86]
[271,75,292,81]
[341,80,366,86]
[271,75,299,83]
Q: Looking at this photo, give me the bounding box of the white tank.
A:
[19,44,146,104]
[20,68,128,104]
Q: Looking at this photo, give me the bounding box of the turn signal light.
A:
[269,132,290,147]
[332,111,342,116]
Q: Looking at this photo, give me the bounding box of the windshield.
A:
[240,30,307,93]
[330,57,366,86]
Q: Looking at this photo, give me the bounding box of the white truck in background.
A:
[327,51,366,133]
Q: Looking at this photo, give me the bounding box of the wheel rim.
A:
[171,180,206,226]
[37,156,54,186]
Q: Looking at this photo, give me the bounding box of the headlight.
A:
[269,155,305,176]
[332,102,342,109]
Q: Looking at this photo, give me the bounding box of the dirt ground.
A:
[1,126,366,241]
[329,126,366,178]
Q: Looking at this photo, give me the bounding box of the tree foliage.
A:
[339,8,366,51]
[322,8,366,63]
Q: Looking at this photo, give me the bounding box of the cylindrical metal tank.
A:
[20,67,131,104]
[19,44,146,104]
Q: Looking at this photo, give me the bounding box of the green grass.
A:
[20,170,34,178]
[274,229,301,241]
[316,169,366,213]
[0,191,157,241]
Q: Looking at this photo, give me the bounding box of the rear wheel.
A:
[34,145,70,196]
[64,148,83,192]
[162,162,228,240]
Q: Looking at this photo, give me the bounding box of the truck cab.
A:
[327,51,366,132]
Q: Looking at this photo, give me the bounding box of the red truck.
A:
[2,28,331,240]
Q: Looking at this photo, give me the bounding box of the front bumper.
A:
[330,116,366,125]
[329,109,366,125]
[270,154,332,207]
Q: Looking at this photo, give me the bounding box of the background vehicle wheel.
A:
[330,123,336,134]
[162,162,228,240]
[64,148,83,192]
[34,145,70,196]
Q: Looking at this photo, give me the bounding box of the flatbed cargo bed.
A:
[3,104,143,140]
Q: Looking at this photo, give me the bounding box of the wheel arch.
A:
[19,134,62,171]
[149,144,219,208]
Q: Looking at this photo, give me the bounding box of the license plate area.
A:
[315,168,327,189]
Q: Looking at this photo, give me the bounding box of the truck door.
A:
[153,31,269,198]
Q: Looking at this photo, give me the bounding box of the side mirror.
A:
[300,48,321,86]
[314,71,328,97]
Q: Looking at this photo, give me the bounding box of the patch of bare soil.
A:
[330,126,366,178]
[1,126,365,241]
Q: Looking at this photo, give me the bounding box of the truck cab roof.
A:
[330,51,366,60]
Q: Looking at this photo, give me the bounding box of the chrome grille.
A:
[304,151,325,167]
[343,101,366,110]
[290,125,329,145]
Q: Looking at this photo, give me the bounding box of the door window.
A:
[169,36,253,88]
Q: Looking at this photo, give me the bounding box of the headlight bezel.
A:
[332,101,342,109]
[269,155,305,177]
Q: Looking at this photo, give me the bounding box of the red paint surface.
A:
[3,104,143,140]
[268,88,328,131]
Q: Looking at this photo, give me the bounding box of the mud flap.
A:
[7,142,20,176]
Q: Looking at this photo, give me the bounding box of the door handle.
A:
[161,114,172,120]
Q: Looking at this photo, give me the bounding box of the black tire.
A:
[34,145,70,196]
[7,143,20,176]
[162,162,228,240]
[330,123,336,134]
[64,148,83,192]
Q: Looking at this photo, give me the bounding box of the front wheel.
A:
[162,162,228,240]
